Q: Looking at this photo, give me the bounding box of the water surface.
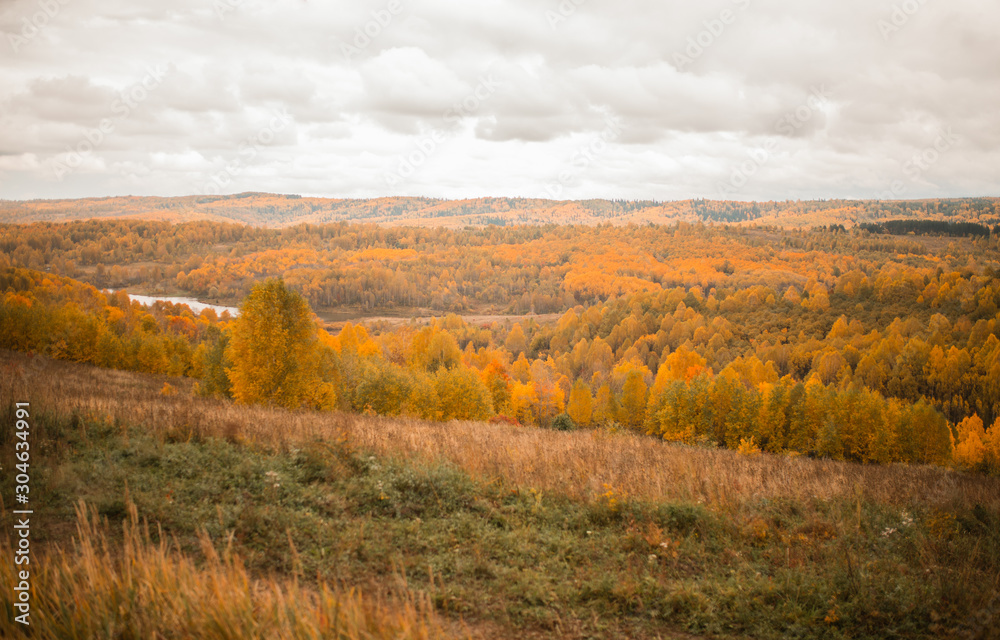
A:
[107,290,240,317]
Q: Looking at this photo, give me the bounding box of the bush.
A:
[550,413,576,431]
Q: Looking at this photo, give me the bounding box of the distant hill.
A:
[1,193,998,228]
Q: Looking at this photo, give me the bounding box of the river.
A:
[106,290,240,317]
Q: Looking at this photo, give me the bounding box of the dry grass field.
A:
[2,349,999,639]
[3,350,996,513]
[0,502,444,640]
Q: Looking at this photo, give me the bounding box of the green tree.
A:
[195,325,232,398]
[354,361,412,416]
[551,413,576,431]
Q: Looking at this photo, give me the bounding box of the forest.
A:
[858,220,997,238]
[3,194,999,229]
[1,216,992,314]
[3,217,1000,474]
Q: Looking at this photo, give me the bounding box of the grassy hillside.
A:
[2,350,999,639]
[0,352,1000,638]
[2,194,998,228]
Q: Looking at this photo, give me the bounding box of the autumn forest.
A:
[3,204,1000,474]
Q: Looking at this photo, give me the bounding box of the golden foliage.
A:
[954,414,987,468]
[227,279,335,410]
[7,349,1000,511]
[566,379,593,427]
[3,210,1000,471]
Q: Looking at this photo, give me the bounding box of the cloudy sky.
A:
[0,0,997,201]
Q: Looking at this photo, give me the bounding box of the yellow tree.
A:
[505,323,527,356]
[660,345,707,382]
[480,359,512,415]
[510,352,531,383]
[984,417,1000,474]
[404,371,441,421]
[592,384,616,426]
[510,380,538,425]
[530,359,566,427]
[566,378,593,426]
[435,365,494,421]
[226,279,335,409]
[329,322,380,358]
[953,414,986,468]
[409,325,461,371]
[618,370,648,429]
[827,316,851,340]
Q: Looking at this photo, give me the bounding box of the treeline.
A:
[3,195,999,227]
[4,215,1000,475]
[0,268,213,377]
[4,266,1000,473]
[3,217,1000,430]
[867,198,1000,221]
[859,220,996,238]
[646,357,954,465]
[4,218,999,317]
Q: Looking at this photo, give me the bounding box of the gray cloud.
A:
[0,0,997,201]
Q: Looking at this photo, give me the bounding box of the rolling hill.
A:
[2,194,999,229]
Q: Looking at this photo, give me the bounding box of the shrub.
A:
[550,413,576,431]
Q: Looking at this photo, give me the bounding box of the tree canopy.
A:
[226,278,335,410]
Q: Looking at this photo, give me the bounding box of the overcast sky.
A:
[0,0,997,201]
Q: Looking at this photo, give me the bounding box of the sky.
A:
[0,0,997,202]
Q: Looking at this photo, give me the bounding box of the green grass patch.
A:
[4,409,999,639]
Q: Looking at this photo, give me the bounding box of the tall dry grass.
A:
[0,500,443,639]
[3,349,999,512]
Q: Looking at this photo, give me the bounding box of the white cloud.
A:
[0,0,997,201]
